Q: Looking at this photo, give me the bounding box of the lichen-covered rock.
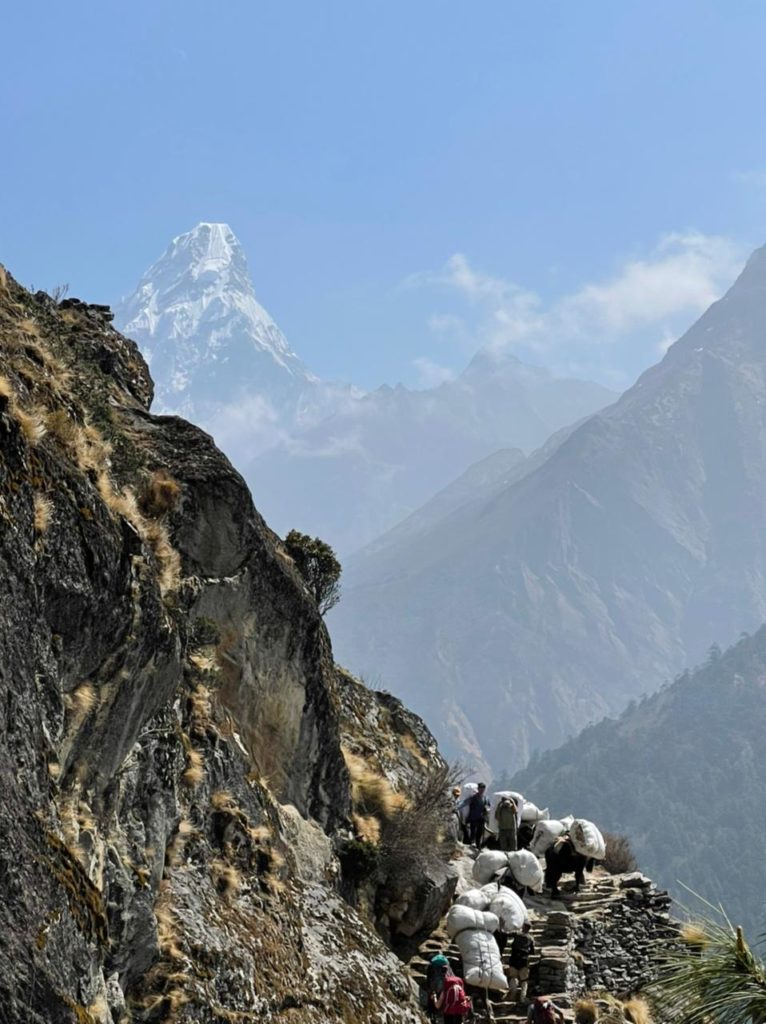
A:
[0,268,436,1022]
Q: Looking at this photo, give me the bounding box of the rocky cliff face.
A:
[0,269,451,1023]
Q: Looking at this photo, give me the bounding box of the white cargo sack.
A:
[456,888,491,911]
[458,783,479,821]
[506,850,544,891]
[520,801,550,823]
[455,929,508,992]
[491,790,524,828]
[571,819,606,860]
[445,905,498,939]
[529,819,567,857]
[489,887,528,932]
[472,850,510,885]
[479,881,503,902]
[560,814,574,830]
[497,790,528,823]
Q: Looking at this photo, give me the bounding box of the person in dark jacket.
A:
[461,782,490,848]
[506,922,535,1002]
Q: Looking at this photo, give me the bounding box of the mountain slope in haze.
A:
[248,351,616,553]
[511,626,766,936]
[352,417,587,571]
[330,245,766,774]
[116,224,616,553]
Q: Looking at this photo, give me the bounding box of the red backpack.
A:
[442,975,472,1016]
[532,998,559,1024]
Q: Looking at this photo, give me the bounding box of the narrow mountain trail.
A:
[409,862,674,1023]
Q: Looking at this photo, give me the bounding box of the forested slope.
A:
[512,627,766,935]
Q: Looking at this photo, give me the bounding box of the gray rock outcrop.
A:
[0,268,451,1022]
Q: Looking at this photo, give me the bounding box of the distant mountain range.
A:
[329,245,766,775]
[115,223,616,553]
[511,626,766,936]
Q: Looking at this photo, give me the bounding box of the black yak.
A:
[544,836,594,898]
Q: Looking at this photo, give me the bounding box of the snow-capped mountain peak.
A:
[115,222,314,417]
[158,222,250,289]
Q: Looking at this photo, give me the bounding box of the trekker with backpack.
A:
[527,996,565,1024]
[436,973,473,1021]
[425,953,451,1020]
[506,921,535,1002]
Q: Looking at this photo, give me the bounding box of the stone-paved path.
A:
[408,868,658,1023]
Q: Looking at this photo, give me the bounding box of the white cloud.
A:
[412,356,456,388]
[412,232,745,381]
[204,394,288,459]
[427,312,465,335]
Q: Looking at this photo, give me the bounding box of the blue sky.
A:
[3,1,766,389]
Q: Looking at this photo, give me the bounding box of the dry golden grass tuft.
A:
[679,920,710,949]
[182,748,205,789]
[45,408,79,447]
[400,730,428,764]
[0,375,13,401]
[264,846,287,895]
[210,858,241,898]
[189,650,219,673]
[211,790,235,813]
[94,468,182,597]
[86,994,109,1022]
[12,404,47,445]
[33,493,53,534]
[165,818,195,869]
[352,813,381,844]
[189,684,212,721]
[153,892,185,963]
[144,519,182,595]
[342,748,408,820]
[623,997,653,1024]
[574,999,599,1024]
[64,682,98,717]
[141,470,182,517]
[248,823,272,844]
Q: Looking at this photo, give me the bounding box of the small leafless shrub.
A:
[377,761,457,885]
[602,831,638,874]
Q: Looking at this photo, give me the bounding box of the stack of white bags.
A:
[445,905,509,991]
[447,787,608,992]
[472,849,544,892]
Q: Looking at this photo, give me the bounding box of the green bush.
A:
[284,529,342,615]
[339,838,380,883]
